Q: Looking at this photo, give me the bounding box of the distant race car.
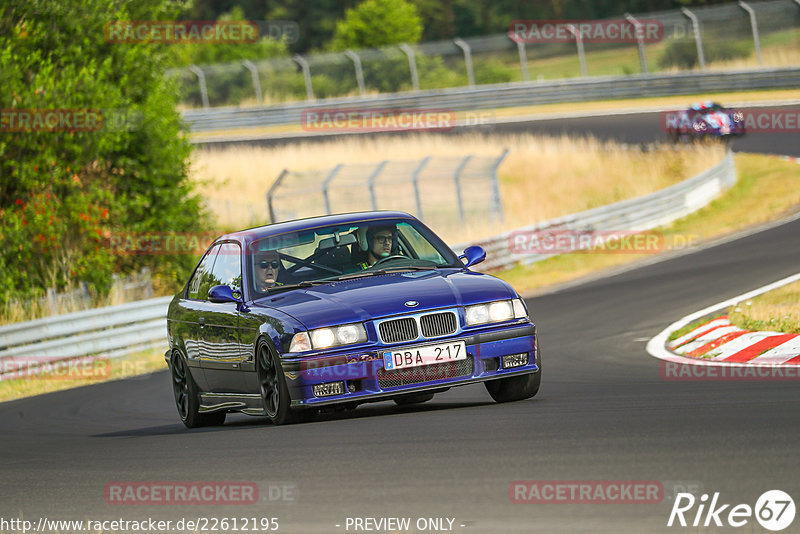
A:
[165,211,540,427]
[666,101,745,141]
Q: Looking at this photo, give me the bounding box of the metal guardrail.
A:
[184,68,800,137]
[0,152,735,374]
[0,297,171,379]
[456,151,737,272]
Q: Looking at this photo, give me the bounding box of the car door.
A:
[171,243,221,391]
[199,242,248,393]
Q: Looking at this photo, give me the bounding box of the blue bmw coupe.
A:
[166,211,539,426]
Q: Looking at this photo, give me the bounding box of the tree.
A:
[330,0,423,51]
[0,0,210,305]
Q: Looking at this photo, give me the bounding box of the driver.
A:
[355,224,397,269]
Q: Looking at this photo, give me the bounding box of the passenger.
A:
[254,250,283,292]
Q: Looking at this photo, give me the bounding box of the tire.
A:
[170,351,225,428]
[257,339,315,425]
[484,346,542,403]
[393,392,435,406]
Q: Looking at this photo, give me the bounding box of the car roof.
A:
[215,211,418,247]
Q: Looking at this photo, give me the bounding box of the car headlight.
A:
[465,299,528,326]
[290,323,367,352]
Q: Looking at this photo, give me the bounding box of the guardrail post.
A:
[293,54,315,100]
[490,150,508,223]
[367,161,388,210]
[625,13,648,74]
[738,1,763,66]
[188,65,210,108]
[566,25,587,77]
[681,8,706,70]
[399,44,420,91]
[411,156,430,219]
[345,50,366,96]
[242,60,263,105]
[516,41,530,82]
[453,38,475,87]
[266,169,289,223]
[322,164,343,215]
[453,155,472,222]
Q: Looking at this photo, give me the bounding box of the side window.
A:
[209,243,242,298]
[187,244,220,300]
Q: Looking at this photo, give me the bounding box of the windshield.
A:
[247,218,461,295]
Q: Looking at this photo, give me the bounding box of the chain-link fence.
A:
[266,152,507,236]
[169,0,800,109]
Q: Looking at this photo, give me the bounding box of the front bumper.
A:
[282,323,538,407]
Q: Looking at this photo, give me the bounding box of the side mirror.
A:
[208,284,242,304]
[459,245,486,268]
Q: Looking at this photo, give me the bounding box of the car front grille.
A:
[420,311,457,338]
[378,317,418,343]
[377,357,474,389]
[378,311,458,343]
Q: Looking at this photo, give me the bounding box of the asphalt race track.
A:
[2,112,799,533]
[204,104,800,158]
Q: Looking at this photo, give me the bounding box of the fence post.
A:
[188,65,210,108]
[624,13,649,74]
[490,150,508,222]
[345,50,366,96]
[738,1,763,66]
[399,44,420,91]
[566,25,587,77]
[516,41,530,82]
[292,54,315,100]
[681,7,706,70]
[266,169,289,223]
[367,161,388,210]
[411,156,430,219]
[453,38,475,87]
[242,60,263,105]
[322,164,344,215]
[453,155,472,222]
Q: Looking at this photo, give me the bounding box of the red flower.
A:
[15,199,23,205]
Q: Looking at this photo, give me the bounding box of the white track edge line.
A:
[646,272,800,367]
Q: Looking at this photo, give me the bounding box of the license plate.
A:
[383,341,466,370]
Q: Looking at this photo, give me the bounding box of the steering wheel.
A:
[372,254,407,267]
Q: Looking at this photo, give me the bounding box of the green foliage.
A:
[0,0,211,305]
[330,0,423,51]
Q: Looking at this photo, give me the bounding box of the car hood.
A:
[251,269,516,330]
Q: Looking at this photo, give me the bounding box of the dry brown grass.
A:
[729,280,800,334]
[191,133,726,244]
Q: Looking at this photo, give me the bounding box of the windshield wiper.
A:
[266,280,331,293]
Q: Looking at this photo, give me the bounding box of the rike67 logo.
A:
[668,490,795,531]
